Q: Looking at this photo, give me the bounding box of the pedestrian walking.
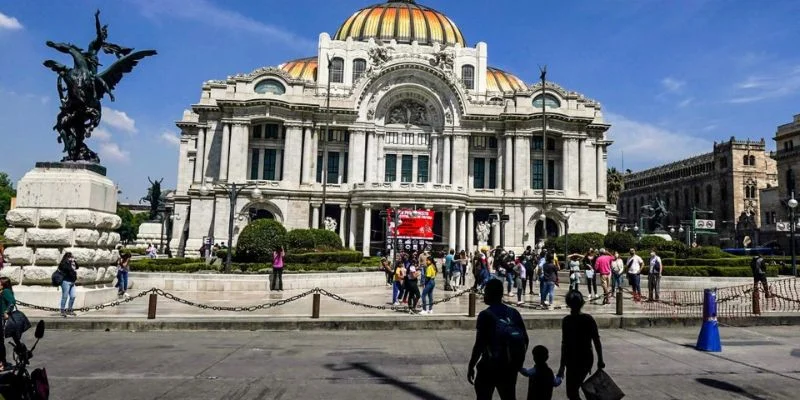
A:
[519,345,560,400]
[567,255,582,292]
[0,277,21,371]
[593,249,613,305]
[451,253,463,291]
[381,257,392,286]
[505,251,516,297]
[58,252,78,317]
[648,250,663,301]
[468,279,529,400]
[391,260,406,305]
[751,253,771,299]
[406,265,421,313]
[270,246,285,291]
[556,290,606,400]
[514,257,527,306]
[421,257,437,314]
[116,253,131,297]
[626,249,643,302]
[523,246,536,295]
[610,252,624,295]
[540,253,559,308]
[583,250,597,299]
[460,250,469,286]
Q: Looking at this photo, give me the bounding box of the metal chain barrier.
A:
[16,288,156,313]
[152,288,316,312]
[315,288,406,311]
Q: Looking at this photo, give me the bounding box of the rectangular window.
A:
[489,137,498,149]
[417,155,429,183]
[262,149,276,180]
[471,136,488,149]
[473,158,485,189]
[548,159,555,189]
[488,158,497,189]
[316,152,323,183]
[547,138,556,151]
[264,124,279,139]
[531,159,543,189]
[279,150,284,181]
[385,154,397,182]
[531,136,543,150]
[343,152,349,184]
[401,155,413,182]
[250,149,260,180]
[326,152,339,184]
[352,59,366,83]
[252,125,263,139]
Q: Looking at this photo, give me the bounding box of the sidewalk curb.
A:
[35,314,800,332]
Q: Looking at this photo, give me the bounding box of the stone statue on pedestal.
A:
[476,221,490,247]
[323,217,338,232]
[140,177,164,221]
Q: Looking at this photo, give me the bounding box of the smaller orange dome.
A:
[486,67,526,93]
[279,57,318,82]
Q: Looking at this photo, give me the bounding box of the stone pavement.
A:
[34,326,800,399]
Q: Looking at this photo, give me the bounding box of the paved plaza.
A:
[33,326,800,399]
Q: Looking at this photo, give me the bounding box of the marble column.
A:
[491,220,500,247]
[596,142,607,200]
[302,127,314,183]
[362,205,372,257]
[339,206,347,246]
[579,138,597,197]
[283,125,303,185]
[311,128,320,183]
[466,210,474,253]
[348,205,358,250]
[194,128,205,183]
[348,131,366,184]
[431,136,439,183]
[443,135,452,184]
[504,136,514,190]
[412,155,418,183]
[376,133,386,182]
[448,207,457,251]
[564,138,580,197]
[311,205,320,229]
[228,123,249,182]
[219,123,230,181]
[365,132,376,182]
[496,137,504,190]
[452,136,469,188]
[458,210,466,252]
[514,135,529,192]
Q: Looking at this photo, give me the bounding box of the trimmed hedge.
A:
[546,233,605,255]
[286,229,316,251]
[687,246,735,259]
[235,219,287,263]
[637,235,667,250]
[639,265,779,277]
[655,241,687,257]
[309,229,343,249]
[130,258,201,269]
[604,232,636,253]
[284,251,362,264]
[121,247,147,256]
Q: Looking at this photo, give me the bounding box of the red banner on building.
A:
[387,209,434,239]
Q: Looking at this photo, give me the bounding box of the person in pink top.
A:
[593,249,614,305]
[271,246,285,291]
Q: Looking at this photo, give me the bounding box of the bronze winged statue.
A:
[140,177,165,221]
[43,10,156,163]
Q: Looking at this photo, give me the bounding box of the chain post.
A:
[312,292,321,319]
[615,287,623,316]
[752,284,761,315]
[147,293,158,319]
[468,292,477,317]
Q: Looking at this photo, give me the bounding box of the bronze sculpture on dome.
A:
[43,10,156,163]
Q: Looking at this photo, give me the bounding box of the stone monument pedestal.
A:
[134,221,165,248]
[2,162,122,285]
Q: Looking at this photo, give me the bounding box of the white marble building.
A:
[169,0,614,257]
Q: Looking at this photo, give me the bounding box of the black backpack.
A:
[486,308,527,369]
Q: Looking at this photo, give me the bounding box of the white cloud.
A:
[677,97,694,108]
[0,12,23,30]
[729,64,800,103]
[605,112,713,172]
[103,108,137,134]
[135,0,315,50]
[660,77,686,93]
[93,127,112,141]
[99,142,130,163]
[159,131,181,147]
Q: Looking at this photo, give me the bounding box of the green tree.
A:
[0,172,16,233]
[607,167,624,204]
[116,205,150,244]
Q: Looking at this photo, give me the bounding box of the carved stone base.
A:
[2,164,121,285]
[133,221,165,248]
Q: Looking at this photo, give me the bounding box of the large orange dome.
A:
[334,0,466,47]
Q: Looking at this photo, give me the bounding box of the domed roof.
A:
[486,67,526,93]
[279,57,318,82]
[334,0,465,47]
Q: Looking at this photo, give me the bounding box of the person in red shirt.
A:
[593,249,614,305]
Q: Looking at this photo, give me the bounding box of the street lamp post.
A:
[539,66,548,244]
[320,55,334,228]
[788,192,798,276]
[200,183,262,273]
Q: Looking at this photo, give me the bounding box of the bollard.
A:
[752,285,761,315]
[147,293,157,320]
[696,288,722,352]
[468,292,477,317]
[615,287,623,315]
[311,293,321,319]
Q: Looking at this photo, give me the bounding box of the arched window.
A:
[352,58,366,83]
[330,57,344,83]
[532,94,561,109]
[749,155,756,166]
[743,155,749,165]
[461,65,475,90]
[489,97,503,103]
[254,79,286,95]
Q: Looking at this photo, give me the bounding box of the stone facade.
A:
[760,113,800,247]
[170,1,614,257]
[3,165,122,285]
[619,137,777,247]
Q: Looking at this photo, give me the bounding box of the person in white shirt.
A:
[626,249,643,302]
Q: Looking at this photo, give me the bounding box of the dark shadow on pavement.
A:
[696,378,767,400]
[791,349,800,358]
[325,362,448,400]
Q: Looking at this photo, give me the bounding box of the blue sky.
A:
[1,0,799,201]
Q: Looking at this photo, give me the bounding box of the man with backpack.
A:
[468,279,529,400]
[751,253,770,299]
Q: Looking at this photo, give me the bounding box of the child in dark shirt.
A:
[520,345,561,400]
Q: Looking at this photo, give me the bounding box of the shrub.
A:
[687,246,734,259]
[309,229,343,250]
[234,219,287,263]
[604,232,636,253]
[655,240,687,257]
[637,235,667,250]
[284,251,362,264]
[640,265,779,277]
[129,258,201,269]
[546,233,605,255]
[286,229,316,251]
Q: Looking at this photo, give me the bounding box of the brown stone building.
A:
[618,137,777,247]
[760,113,800,247]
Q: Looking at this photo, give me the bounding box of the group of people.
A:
[568,248,663,304]
[468,279,606,400]
[386,250,446,314]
